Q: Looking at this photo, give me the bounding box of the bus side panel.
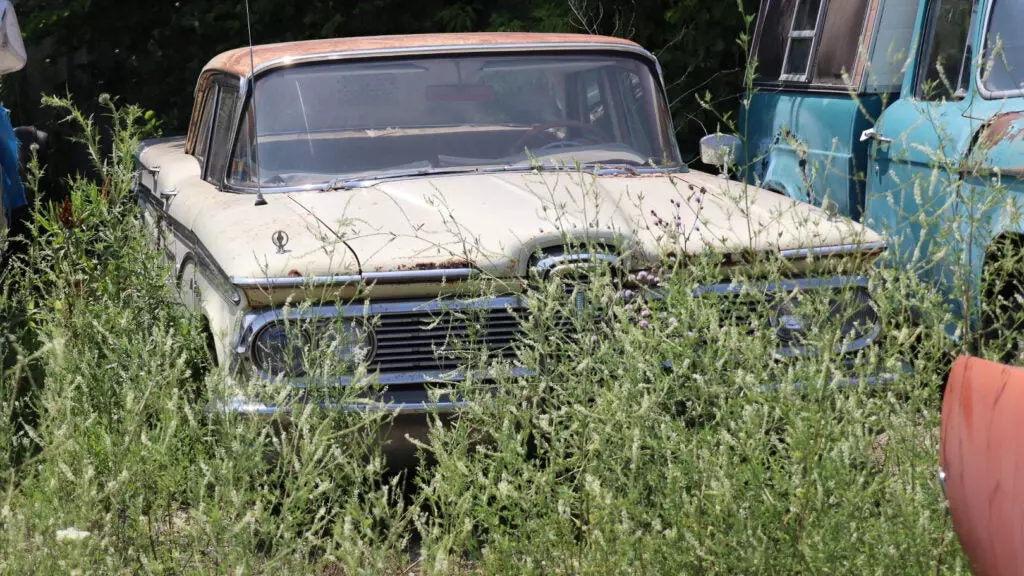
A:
[740,91,885,221]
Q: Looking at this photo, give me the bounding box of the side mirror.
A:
[699,133,740,167]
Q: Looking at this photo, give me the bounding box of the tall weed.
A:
[0,88,977,574]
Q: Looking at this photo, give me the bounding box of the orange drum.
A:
[941,355,1024,576]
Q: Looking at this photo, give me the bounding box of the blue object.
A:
[0,105,25,219]
[740,0,1024,331]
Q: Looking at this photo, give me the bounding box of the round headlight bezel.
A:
[251,322,309,377]
[250,317,376,378]
[771,285,881,357]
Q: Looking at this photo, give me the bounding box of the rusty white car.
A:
[134,32,892,416]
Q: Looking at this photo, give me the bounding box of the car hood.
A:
[189,169,880,283]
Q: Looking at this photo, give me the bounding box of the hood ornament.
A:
[272,230,290,254]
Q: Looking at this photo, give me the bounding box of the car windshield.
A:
[227,52,681,188]
[983,0,1024,93]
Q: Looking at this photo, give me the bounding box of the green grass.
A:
[0,95,986,575]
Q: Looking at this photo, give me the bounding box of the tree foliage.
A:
[10,0,752,160]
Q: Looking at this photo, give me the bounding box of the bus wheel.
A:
[980,234,1024,363]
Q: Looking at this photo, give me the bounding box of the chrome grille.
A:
[365,291,769,374]
[240,277,876,382]
[368,305,526,372]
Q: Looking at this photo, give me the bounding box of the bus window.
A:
[753,0,869,87]
[814,0,870,85]
[752,0,798,83]
[781,0,826,81]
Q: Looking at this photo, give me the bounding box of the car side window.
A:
[916,0,977,100]
[192,87,216,168]
[205,83,239,184]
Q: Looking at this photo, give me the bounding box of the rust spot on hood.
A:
[980,111,1024,148]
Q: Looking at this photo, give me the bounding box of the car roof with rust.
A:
[202,32,646,77]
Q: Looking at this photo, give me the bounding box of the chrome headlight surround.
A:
[640,275,882,358]
[770,279,881,358]
[249,316,376,378]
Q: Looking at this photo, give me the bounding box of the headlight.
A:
[772,285,880,356]
[252,323,307,376]
[252,318,375,377]
[832,287,881,352]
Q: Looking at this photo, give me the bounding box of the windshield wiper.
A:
[579,162,684,175]
[322,163,681,191]
[323,166,485,190]
[323,164,574,190]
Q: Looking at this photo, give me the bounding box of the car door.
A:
[864,0,982,306]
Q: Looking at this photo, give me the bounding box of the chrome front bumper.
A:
[209,388,472,417]
[209,360,911,418]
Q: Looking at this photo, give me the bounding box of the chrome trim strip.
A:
[534,252,620,273]
[229,268,478,289]
[231,274,362,288]
[364,268,477,283]
[247,365,533,392]
[212,398,473,416]
[209,382,507,416]
[691,275,869,296]
[779,241,888,260]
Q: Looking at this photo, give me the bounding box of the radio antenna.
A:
[244,0,267,206]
